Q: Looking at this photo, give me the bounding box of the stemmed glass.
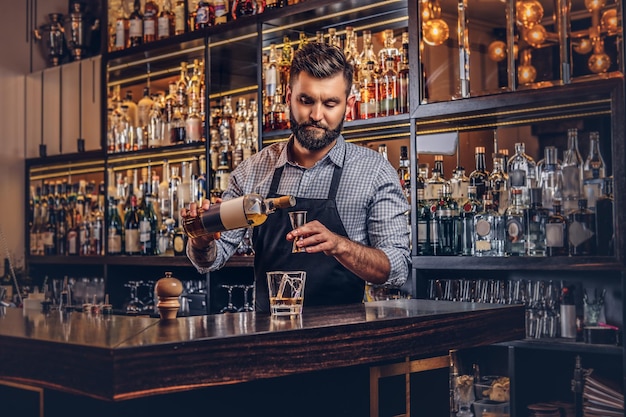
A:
[238,284,255,312]
[220,284,239,313]
[124,281,145,315]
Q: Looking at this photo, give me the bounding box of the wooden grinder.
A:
[155,272,183,320]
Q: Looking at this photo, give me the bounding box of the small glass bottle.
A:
[568,199,596,256]
[469,146,490,201]
[195,0,215,29]
[174,0,187,35]
[459,185,482,256]
[539,146,563,213]
[546,201,568,256]
[561,128,583,213]
[424,155,446,203]
[449,165,470,206]
[507,142,536,206]
[128,0,144,47]
[473,192,505,257]
[182,194,295,238]
[525,188,548,256]
[489,152,509,214]
[505,188,526,256]
[582,131,606,210]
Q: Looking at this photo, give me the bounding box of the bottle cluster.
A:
[109,0,307,52]
[415,128,614,257]
[262,27,410,131]
[107,58,208,153]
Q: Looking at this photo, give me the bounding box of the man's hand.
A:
[180,199,221,250]
[286,220,347,256]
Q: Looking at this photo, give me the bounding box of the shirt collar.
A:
[277,134,346,169]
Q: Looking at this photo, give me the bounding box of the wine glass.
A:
[220,285,239,313]
[238,284,255,312]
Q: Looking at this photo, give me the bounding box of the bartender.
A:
[184,42,411,312]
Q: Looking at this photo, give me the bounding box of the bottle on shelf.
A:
[174,0,187,35]
[137,86,154,131]
[582,131,606,210]
[469,146,489,202]
[489,152,509,214]
[124,195,141,255]
[459,185,482,256]
[539,146,563,213]
[157,0,175,40]
[214,0,229,24]
[397,145,410,201]
[561,128,583,213]
[182,194,296,238]
[546,200,568,256]
[378,56,398,117]
[507,142,536,206]
[424,155,446,202]
[473,191,505,257]
[129,0,144,47]
[397,32,410,114]
[505,188,526,256]
[595,177,614,256]
[359,60,378,119]
[114,5,129,51]
[194,0,215,29]
[568,199,596,256]
[143,0,159,43]
[415,188,432,256]
[140,183,159,256]
[434,184,459,256]
[525,188,548,256]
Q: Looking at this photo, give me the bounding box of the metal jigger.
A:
[65,1,98,61]
[34,13,66,66]
[154,272,183,320]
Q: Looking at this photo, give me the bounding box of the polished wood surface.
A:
[0,299,525,401]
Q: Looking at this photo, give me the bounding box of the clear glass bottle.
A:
[525,188,548,256]
[507,142,536,206]
[568,199,596,256]
[539,146,563,213]
[183,194,295,238]
[582,131,606,210]
[546,201,568,256]
[137,86,154,130]
[473,192,505,257]
[488,152,509,214]
[397,38,410,114]
[469,146,490,202]
[416,188,432,256]
[378,56,398,117]
[359,60,378,119]
[425,155,446,203]
[459,185,482,256]
[561,128,583,213]
[505,188,526,256]
[185,100,203,143]
[595,177,614,256]
[147,98,164,148]
[449,165,470,206]
[434,184,459,256]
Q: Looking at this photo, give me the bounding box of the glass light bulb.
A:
[516,0,544,28]
[573,38,593,54]
[488,40,507,61]
[524,24,547,47]
[588,52,611,73]
[601,9,618,34]
[584,0,605,12]
[518,64,537,84]
[423,19,450,46]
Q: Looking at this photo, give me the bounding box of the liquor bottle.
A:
[185,100,203,143]
[489,152,509,214]
[278,35,293,98]
[397,145,410,201]
[158,0,175,39]
[265,0,281,9]
[232,0,256,20]
[424,155,446,203]
[114,6,129,50]
[582,131,606,210]
[129,0,144,47]
[182,194,296,238]
[397,37,409,114]
[595,177,614,256]
[568,199,596,256]
[378,56,398,117]
[473,192,505,257]
[174,0,187,34]
[525,188,548,256]
[143,0,159,43]
[232,125,246,169]
[159,160,172,221]
[415,188,432,256]
[147,97,164,148]
[43,198,57,256]
[140,185,158,256]
[195,0,215,29]
[124,195,141,255]
[169,165,182,226]
[507,142,536,206]
[358,30,378,74]
[459,185,482,256]
[561,128,583,213]
[539,146,563,213]
[469,146,490,201]
[264,44,279,100]
[434,185,458,256]
[546,201,568,256]
[416,163,429,192]
[56,183,68,256]
[169,106,186,144]
[176,61,190,112]
[505,188,526,256]
[137,86,154,130]
[359,61,378,119]
[213,0,229,24]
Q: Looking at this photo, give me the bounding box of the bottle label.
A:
[506,217,524,242]
[509,169,526,187]
[475,219,491,237]
[67,231,78,255]
[175,5,185,32]
[129,20,143,37]
[568,221,594,247]
[115,21,126,48]
[545,223,564,248]
[144,20,156,36]
[109,232,122,253]
[215,1,228,23]
[125,229,140,253]
[196,6,210,24]
[140,220,152,242]
[158,17,171,38]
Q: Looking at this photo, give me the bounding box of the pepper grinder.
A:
[155,272,183,320]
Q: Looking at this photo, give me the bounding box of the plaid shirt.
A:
[188,135,411,288]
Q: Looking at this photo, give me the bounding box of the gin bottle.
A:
[449,165,470,206]
[474,192,505,257]
[489,152,509,214]
[561,128,583,213]
[539,146,563,213]
[568,199,596,256]
[505,188,526,256]
[525,188,548,256]
[546,201,568,256]
[582,131,606,210]
[434,185,459,256]
[507,142,536,206]
[469,146,490,201]
[424,155,446,203]
[459,185,482,256]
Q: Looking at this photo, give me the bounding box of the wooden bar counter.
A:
[0,300,525,416]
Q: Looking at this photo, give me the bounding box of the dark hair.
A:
[289,42,354,96]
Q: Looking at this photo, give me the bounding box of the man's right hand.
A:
[180,198,221,250]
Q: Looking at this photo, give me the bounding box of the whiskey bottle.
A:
[424,155,446,203]
[489,152,509,214]
[595,177,614,256]
[568,199,596,256]
[473,192,505,257]
[143,0,159,43]
[157,0,175,39]
[525,188,548,256]
[182,194,296,238]
[139,185,158,256]
[195,0,215,29]
[378,56,398,117]
[359,61,378,119]
[546,201,568,256]
[231,0,256,20]
[128,0,144,47]
[137,86,154,130]
[397,38,410,114]
[469,146,490,201]
[114,7,129,50]
[505,188,526,256]
[174,0,187,34]
[459,185,482,256]
[582,131,606,210]
[213,0,229,24]
[561,128,583,213]
[264,44,279,101]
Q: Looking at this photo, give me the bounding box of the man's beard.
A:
[290,112,343,151]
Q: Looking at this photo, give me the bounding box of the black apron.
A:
[253,162,365,312]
